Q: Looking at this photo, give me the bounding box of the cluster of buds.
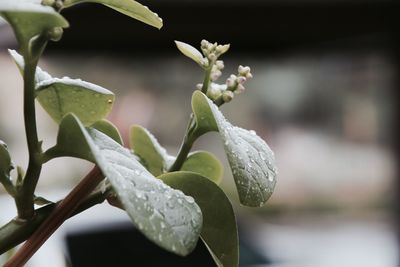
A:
[200,40,230,68]
[226,65,253,95]
[41,0,64,10]
[210,60,224,81]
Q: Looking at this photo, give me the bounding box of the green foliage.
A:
[161,172,238,267]
[192,91,277,207]
[181,152,223,184]
[0,2,277,266]
[63,0,163,29]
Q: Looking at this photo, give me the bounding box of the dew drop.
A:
[177,199,183,205]
[249,130,257,135]
[185,196,195,204]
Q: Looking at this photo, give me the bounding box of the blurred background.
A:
[1,0,399,266]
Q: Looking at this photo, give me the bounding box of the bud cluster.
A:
[225,65,253,95]
[200,40,230,68]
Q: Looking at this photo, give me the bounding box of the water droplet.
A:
[249,130,257,135]
[108,99,113,104]
[160,221,166,229]
[177,199,183,205]
[172,245,176,252]
[138,223,143,230]
[158,234,163,241]
[185,196,195,204]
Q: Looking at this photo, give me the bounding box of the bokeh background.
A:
[1,0,399,266]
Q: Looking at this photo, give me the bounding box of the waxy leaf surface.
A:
[46,114,202,255]
[192,91,277,207]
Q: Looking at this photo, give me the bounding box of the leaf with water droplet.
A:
[0,1,68,54]
[45,114,202,256]
[181,151,223,184]
[192,91,277,207]
[130,125,172,176]
[92,119,123,145]
[175,41,204,66]
[160,171,238,267]
[8,50,115,126]
[63,0,162,29]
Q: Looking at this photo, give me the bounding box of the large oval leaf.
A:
[181,151,223,184]
[192,91,277,207]
[0,1,68,52]
[129,125,170,176]
[63,0,162,29]
[45,114,202,255]
[160,171,238,267]
[8,49,115,126]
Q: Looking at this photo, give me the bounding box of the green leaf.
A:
[0,1,68,52]
[192,91,277,207]
[91,119,123,145]
[8,49,115,127]
[46,114,203,256]
[160,171,238,267]
[63,0,162,29]
[129,125,171,176]
[181,151,223,184]
[36,77,115,126]
[0,140,15,195]
[175,41,204,66]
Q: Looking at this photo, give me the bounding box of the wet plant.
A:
[0,0,277,266]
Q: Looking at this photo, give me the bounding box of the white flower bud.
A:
[246,72,253,79]
[216,44,230,55]
[237,76,246,84]
[222,90,234,103]
[201,39,208,48]
[226,77,236,88]
[208,53,217,61]
[210,70,222,81]
[238,65,251,76]
[196,83,203,90]
[215,60,224,70]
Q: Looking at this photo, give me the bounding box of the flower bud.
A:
[215,60,224,70]
[208,53,217,61]
[246,72,253,79]
[216,44,230,55]
[222,90,234,103]
[207,84,222,100]
[238,65,251,76]
[196,83,203,90]
[210,70,222,81]
[46,27,63,42]
[237,76,246,84]
[201,39,208,48]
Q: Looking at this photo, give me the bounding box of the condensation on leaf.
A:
[192,91,277,207]
[47,114,203,256]
[160,171,238,267]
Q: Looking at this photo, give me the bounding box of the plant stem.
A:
[14,57,42,220]
[201,66,212,94]
[4,167,105,266]
[0,186,108,255]
[168,115,199,172]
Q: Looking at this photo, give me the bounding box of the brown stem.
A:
[4,167,104,267]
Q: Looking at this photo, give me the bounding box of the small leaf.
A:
[92,119,123,145]
[46,114,203,255]
[181,151,223,184]
[160,171,238,267]
[36,77,115,126]
[0,1,68,52]
[129,125,171,176]
[192,91,277,207]
[8,50,115,126]
[175,41,204,66]
[63,0,162,29]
